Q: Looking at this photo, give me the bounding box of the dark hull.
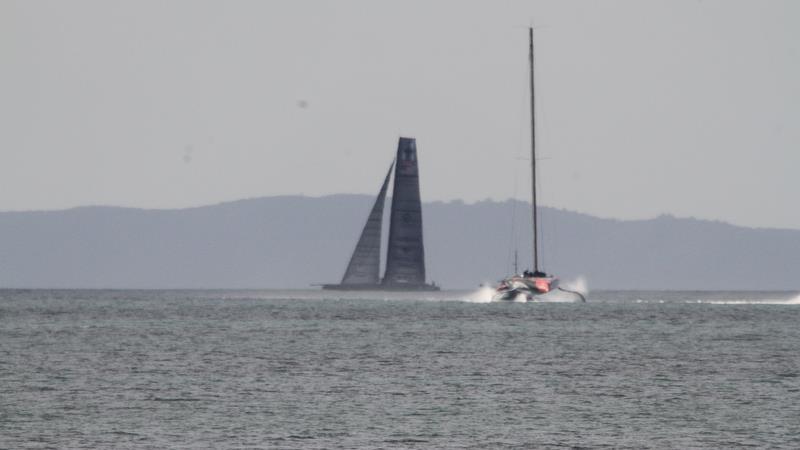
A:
[492,288,542,302]
[321,283,440,292]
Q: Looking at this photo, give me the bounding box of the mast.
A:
[529,27,539,273]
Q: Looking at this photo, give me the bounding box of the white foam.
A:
[462,285,534,303]
[560,276,590,299]
[464,285,496,303]
[561,276,587,294]
[700,294,800,305]
[463,277,591,304]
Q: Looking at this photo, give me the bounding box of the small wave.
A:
[699,296,800,305]
[109,431,140,436]
[629,294,800,305]
[385,438,429,444]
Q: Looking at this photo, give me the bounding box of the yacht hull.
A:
[322,283,440,291]
[492,275,558,302]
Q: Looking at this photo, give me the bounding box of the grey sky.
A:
[2,0,798,229]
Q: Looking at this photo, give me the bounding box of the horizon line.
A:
[0,193,796,232]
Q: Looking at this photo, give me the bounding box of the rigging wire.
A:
[505,168,519,276]
[538,163,546,271]
[534,32,556,274]
[538,50,563,276]
[537,56,547,272]
[505,45,532,276]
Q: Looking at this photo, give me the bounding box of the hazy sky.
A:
[2,0,798,229]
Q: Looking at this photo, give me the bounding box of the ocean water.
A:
[1,289,799,449]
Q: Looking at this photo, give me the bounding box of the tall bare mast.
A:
[529,27,539,273]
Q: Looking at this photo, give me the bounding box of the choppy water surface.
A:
[2,289,799,448]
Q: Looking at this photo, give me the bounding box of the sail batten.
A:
[340,162,394,285]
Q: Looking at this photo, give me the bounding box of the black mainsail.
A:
[382,137,434,289]
[340,162,394,285]
[322,137,438,291]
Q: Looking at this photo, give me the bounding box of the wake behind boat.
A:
[492,28,584,303]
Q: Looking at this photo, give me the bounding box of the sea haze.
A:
[1,195,798,290]
[1,289,799,448]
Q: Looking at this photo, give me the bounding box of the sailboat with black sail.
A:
[322,137,439,291]
[493,28,584,302]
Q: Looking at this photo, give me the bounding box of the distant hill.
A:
[0,195,797,290]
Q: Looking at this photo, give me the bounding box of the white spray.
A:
[464,285,496,303]
[560,276,589,299]
[695,292,800,305]
[463,277,591,303]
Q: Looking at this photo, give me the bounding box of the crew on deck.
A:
[523,270,547,278]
